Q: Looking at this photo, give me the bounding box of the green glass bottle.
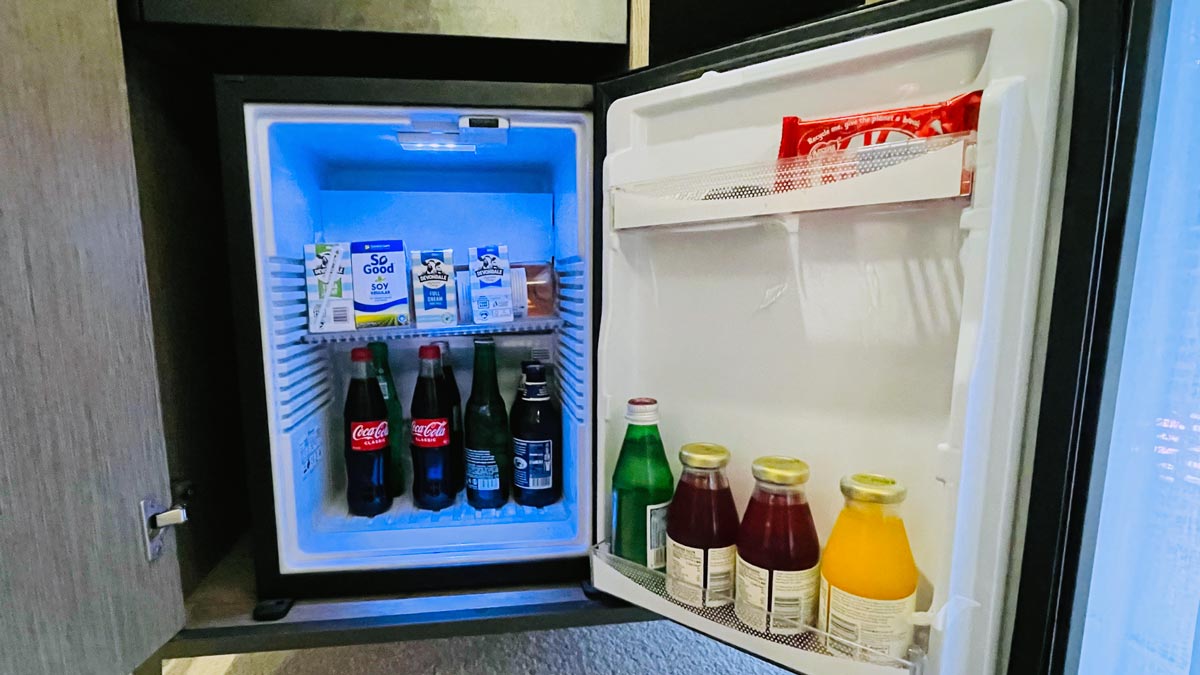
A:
[367,341,406,497]
[611,398,675,569]
[464,337,511,509]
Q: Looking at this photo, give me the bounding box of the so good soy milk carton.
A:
[351,240,410,328]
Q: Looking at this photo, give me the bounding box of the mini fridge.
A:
[10,0,1167,669]
[212,0,1072,671]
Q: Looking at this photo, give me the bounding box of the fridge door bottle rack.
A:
[592,543,916,673]
[592,0,1065,672]
[610,131,976,231]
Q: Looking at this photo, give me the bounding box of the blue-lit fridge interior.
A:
[242,104,593,573]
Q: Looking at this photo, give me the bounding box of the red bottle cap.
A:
[418,345,440,360]
[351,347,372,362]
[625,397,659,424]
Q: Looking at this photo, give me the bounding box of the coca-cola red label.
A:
[411,418,449,448]
[349,420,388,452]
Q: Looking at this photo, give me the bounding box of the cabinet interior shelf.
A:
[301,317,565,344]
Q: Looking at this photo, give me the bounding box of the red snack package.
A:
[775,91,981,194]
[777,90,982,159]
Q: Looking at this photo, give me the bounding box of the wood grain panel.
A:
[140,0,628,45]
[0,1,185,673]
[629,0,651,69]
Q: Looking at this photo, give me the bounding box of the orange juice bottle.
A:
[818,474,917,662]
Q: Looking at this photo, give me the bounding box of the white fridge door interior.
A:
[592,0,1067,673]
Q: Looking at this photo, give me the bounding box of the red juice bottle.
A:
[665,443,739,608]
[734,456,821,635]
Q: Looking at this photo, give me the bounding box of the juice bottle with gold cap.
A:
[665,443,739,608]
[734,456,821,635]
[818,473,918,661]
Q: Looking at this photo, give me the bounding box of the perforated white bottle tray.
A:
[610,133,975,230]
[591,543,918,674]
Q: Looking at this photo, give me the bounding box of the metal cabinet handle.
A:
[150,506,188,529]
[139,497,188,562]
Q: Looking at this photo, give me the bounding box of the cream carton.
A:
[351,240,410,328]
[410,248,458,328]
[305,243,355,333]
[468,244,513,324]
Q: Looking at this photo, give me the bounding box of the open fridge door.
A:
[590,0,1068,673]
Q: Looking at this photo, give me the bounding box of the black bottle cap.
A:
[523,363,546,383]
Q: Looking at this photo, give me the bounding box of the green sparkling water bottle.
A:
[610,398,674,569]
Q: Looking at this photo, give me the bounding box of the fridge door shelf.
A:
[590,543,918,674]
[300,316,565,344]
[611,132,975,231]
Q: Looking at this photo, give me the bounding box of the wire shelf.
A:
[300,317,564,344]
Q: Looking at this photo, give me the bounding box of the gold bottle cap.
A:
[679,443,730,469]
[750,456,810,485]
[840,473,907,504]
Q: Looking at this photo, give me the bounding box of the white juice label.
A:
[666,539,735,608]
[734,555,819,635]
[645,501,670,570]
[818,575,916,662]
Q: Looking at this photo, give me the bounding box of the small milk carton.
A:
[351,240,410,328]
[410,248,458,328]
[305,243,355,333]
[468,244,514,324]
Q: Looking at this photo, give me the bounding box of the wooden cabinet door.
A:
[0,1,185,673]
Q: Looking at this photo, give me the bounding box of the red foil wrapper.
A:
[775,91,982,194]
[778,91,982,158]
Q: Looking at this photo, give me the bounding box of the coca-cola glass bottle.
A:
[344,347,393,517]
[432,340,464,495]
[410,344,454,511]
[464,337,511,509]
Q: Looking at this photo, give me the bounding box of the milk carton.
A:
[410,248,458,328]
[304,243,355,333]
[468,244,513,324]
[351,240,410,328]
